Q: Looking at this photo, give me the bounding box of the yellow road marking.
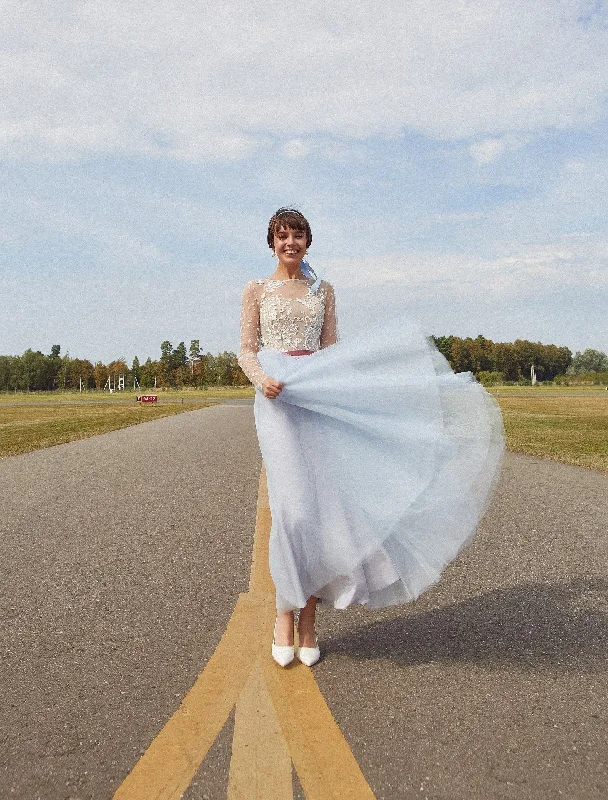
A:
[228,662,293,799]
[262,654,375,800]
[114,465,376,800]
[113,592,268,800]
[247,467,274,596]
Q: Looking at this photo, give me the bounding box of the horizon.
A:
[2,328,594,369]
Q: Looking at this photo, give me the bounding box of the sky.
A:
[1,0,607,364]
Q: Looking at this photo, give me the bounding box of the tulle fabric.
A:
[254,315,505,613]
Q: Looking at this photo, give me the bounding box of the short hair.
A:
[267,207,312,250]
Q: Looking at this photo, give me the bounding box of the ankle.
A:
[274,612,295,647]
[297,622,317,648]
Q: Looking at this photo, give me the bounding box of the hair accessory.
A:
[275,208,303,217]
[300,258,315,280]
[300,259,322,293]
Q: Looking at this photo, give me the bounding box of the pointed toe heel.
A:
[272,618,295,667]
[298,644,320,667]
[272,642,295,667]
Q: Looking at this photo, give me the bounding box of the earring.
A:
[271,251,277,258]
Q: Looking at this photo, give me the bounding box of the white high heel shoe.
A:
[272,620,295,667]
[297,635,320,667]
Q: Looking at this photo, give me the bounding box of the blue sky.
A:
[1,0,607,363]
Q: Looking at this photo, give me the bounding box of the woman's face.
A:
[273,225,307,266]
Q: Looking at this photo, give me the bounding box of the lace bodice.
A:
[238,277,338,388]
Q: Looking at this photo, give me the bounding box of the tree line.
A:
[0,341,249,392]
[1,337,607,392]
[431,335,572,384]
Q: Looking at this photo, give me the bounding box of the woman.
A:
[238,208,504,667]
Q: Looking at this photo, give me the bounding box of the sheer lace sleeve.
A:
[238,281,270,390]
[320,281,338,348]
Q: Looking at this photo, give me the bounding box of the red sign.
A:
[137,395,158,403]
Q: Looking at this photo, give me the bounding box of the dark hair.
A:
[267,207,312,250]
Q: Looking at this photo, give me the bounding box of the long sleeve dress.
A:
[238,276,505,613]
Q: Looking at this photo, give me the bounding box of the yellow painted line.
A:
[113,592,267,800]
[114,464,376,800]
[263,656,376,800]
[228,661,293,800]
[247,467,275,595]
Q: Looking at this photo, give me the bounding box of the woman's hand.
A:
[262,377,283,399]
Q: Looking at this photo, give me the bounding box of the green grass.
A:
[0,386,255,403]
[496,395,608,472]
[488,384,607,395]
[2,386,607,474]
[0,401,215,458]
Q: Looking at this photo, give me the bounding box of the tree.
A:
[476,371,504,386]
[16,349,49,391]
[213,351,241,385]
[56,354,72,390]
[431,336,454,364]
[189,339,201,363]
[159,340,173,386]
[68,358,94,389]
[493,343,520,382]
[140,357,158,388]
[450,338,477,373]
[535,344,571,381]
[174,342,188,367]
[568,349,608,374]
[47,344,62,389]
[0,356,14,390]
[194,353,213,387]
[171,342,190,386]
[106,359,129,389]
[93,362,108,389]
[189,339,201,383]
[474,335,495,372]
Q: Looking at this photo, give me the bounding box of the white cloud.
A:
[468,135,528,164]
[1,0,607,161]
[317,231,608,350]
[282,139,311,159]
[321,231,608,299]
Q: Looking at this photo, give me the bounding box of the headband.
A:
[272,209,305,222]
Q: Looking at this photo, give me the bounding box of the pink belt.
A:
[285,350,314,356]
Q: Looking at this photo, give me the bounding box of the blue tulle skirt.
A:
[254,317,505,612]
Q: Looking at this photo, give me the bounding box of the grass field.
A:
[1,386,607,473]
[494,394,608,472]
[0,386,255,404]
[488,384,607,395]
[0,401,215,458]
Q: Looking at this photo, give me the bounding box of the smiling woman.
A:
[237,207,505,669]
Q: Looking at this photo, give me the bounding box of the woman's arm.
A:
[237,281,271,390]
[320,282,338,348]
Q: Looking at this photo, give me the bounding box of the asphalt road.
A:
[1,404,606,800]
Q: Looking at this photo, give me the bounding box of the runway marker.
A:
[228,661,292,799]
[113,467,375,800]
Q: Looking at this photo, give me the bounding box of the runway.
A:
[1,404,607,799]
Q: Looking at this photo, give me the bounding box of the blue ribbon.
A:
[300,259,322,293]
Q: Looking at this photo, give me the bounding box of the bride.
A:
[238,207,504,667]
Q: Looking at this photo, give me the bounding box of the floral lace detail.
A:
[238,277,338,389]
[260,281,327,352]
